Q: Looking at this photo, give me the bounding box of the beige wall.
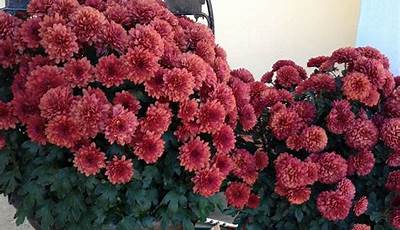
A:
[213,0,361,78]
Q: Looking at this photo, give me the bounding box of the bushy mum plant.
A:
[230,47,400,230]
[0,0,266,229]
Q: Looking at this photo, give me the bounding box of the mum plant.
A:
[230,47,400,230]
[0,0,266,229]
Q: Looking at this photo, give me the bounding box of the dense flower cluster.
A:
[0,0,262,204]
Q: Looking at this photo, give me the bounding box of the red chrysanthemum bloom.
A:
[123,48,160,84]
[275,65,302,88]
[317,190,352,221]
[38,13,66,36]
[275,184,312,205]
[343,72,372,101]
[12,93,40,124]
[27,0,52,15]
[317,152,348,184]
[261,71,274,83]
[163,68,195,102]
[247,194,260,209]
[199,100,226,134]
[178,99,198,122]
[232,149,258,185]
[195,40,216,65]
[149,18,174,41]
[272,60,297,71]
[327,100,355,134]
[113,91,141,114]
[129,24,164,57]
[292,101,316,124]
[144,68,167,99]
[331,47,360,63]
[105,155,133,185]
[360,87,380,107]
[71,89,110,138]
[175,120,200,142]
[239,104,257,131]
[104,105,138,145]
[254,149,269,170]
[140,103,172,135]
[48,0,79,18]
[381,118,400,150]
[73,143,106,176]
[387,151,400,167]
[26,116,47,145]
[96,54,129,88]
[177,53,208,90]
[386,170,400,192]
[46,115,81,148]
[212,125,236,154]
[286,134,304,151]
[225,182,251,209]
[64,58,94,88]
[354,196,368,216]
[214,57,231,83]
[345,119,378,151]
[0,136,5,150]
[231,78,251,107]
[352,224,371,230]
[192,167,224,197]
[269,108,303,140]
[0,102,17,130]
[104,1,130,25]
[39,86,74,120]
[302,126,328,153]
[353,57,387,89]
[179,137,211,172]
[210,84,236,113]
[70,6,106,44]
[347,151,375,176]
[133,131,165,164]
[231,68,254,83]
[384,91,400,118]
[213,153,233,177]
[336,178,356,200]
[390,208,400,229]
[307,56,330,68]
[25,65,66,99]
[19,17,41,49]
[0,12,21,40]
[41,23,79,63]
[99,21,129,53]
[295,73,336,94]
[0,39,18,68]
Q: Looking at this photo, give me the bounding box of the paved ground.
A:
[0,196,33,230]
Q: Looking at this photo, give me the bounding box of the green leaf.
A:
[36,203,54,230]
[142,166,160,188]
[294,208,304,223]
[95,183,118,205]
[162,191,180,213]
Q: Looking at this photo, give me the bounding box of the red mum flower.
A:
[144,68,166,99]
[272,60,296,71]
[178,99,198,122]
[225,182,251,209]
[70,6,106,44]
[386,170,400,192]
[105,105,138,145]
[19,17,41,49]
[163,68,195,102]
[327,100,355,134]
[239,104,257,131]
[96,54,129,88]
[212,125,236,154]
[345,119,378,151]
[39,86,74,120]
[0,136,5,150]
[381,118,400,150]
[195,40,216,65]
[247,194,260,209]
[73,143,106,176]
[348,151,375,176]
[353,58,387,89]
[64,58,94,88]
[275,65,302,88]
[174,120,200,142]
[49,0,79,18]
[178,53,208,90]
[354,196,368,216]
[210,84,236,113]
[213,153,233,177]
[12,93,40,124]
[387,151,400,167]
[133,132,165,164]
[149,18,174,41]
[99,21,129,53]
[261,71,274,83]
[104,1,130,25]
[113,91,141,114]
[231,79,251,107]
[337,178,356,200]
[0,102,17,130]
[286,134,304,151]
[140,103,172,135]
[0,39,18,68]
[214,57,231,83]
[384,91,400,118]
[343,72,372,101]
[352,224,371,230]
[26,116,47,145]
[179,137,210,172]
[390,208,400,229]
[38,13,66,36]
[317,190,352,221]
[46,115,81,148]
[71,89,111,138]
[231,68,254,83]
[276,184,311,205]
[27,0,52,14]
[307,56,330,68]
[192,167,224,197]
[292,101,316,124]
[331,47,360,63]
[129,25,164,57]
[232,149,258,185]
[123,48,160,84]
[25,65,66,99]
[0,12,21,40]
[255,149,269,170]
[317,152,348,184]
[303,126,328,153]
[105,155,133,185]
[269,108,303,140]
[199,100,226,134]
[295,73,336,94]
[41,23,79,63]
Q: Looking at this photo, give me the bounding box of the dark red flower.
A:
[0,136,5,150]
[179,137,210,172]
[26,116,47,145]
[39,86,74,120]
[269,108,303,140]
[213,153,233,177]
[129,24,164,57]
[46,115,81,148]
[381,118,400,151]
[239,104,257,131]
[345,119,378,151]
[390,208,400,229]
[327,100,355,134]
[133,131,165,164]
[225,182,251,209]
[192,167,224,197]
[105,155,133,185]
[254,149,269,170]
[347,151,375,176]
[70,6,106,44]
[105,105,138,145]
[317,152,348,184]
[73,143,106,176]
[0,102,17,130]
[302,126,328,153]
[113,91,141,114]
[352,224,371,230]
[317,190,352,221]
[354,196,368,216]
[96,54,128,87]
[19,17,41,49]
[232,149,258,185]
[163,68,195,102]
[386,170,400,192]
[199,100,226,134]
[49,0,79,18]
[64,58,94,88]
[336,178,356,200]
[387,151,400,167]
[140,103,172,135]
[25,65,66,99]
[231,68,254,83]
[123,48,160,84]
[275,65,302,88]
[307,56,330,68]
[247,194,260,209]
[178,99,198,122]
[212,125,236,154]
